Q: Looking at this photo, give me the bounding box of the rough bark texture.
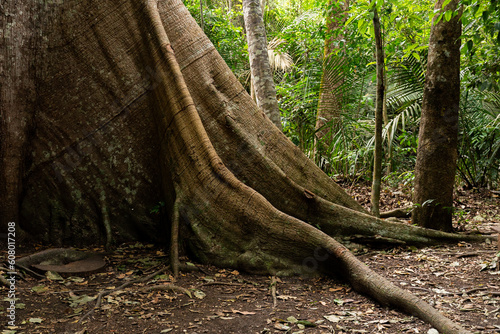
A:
[315,0,349,153]
[0,0,37,233]
[242,0,282,129]
[370,7,385,217]
[1,1,169,244]
[0,0,486,264]
[0,1,488,332]
[412,0,462,232]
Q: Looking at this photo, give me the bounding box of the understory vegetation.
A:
[184,0,500,191]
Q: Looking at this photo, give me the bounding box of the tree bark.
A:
[242,0,282,129]
[1,0,484,253]
[412,0,462,232]
[370,7,385,217]
[0,1,488,332]
[0,0,37,233]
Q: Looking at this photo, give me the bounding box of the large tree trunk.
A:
[0,0,37,234]
[0,0,488,332]
[412,0,462,232]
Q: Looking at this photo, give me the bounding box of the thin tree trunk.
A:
[170,194,180,277]
[412,0,462,232]
[382,72,389,126]
[384,78,393,174]
[250,76,256,102]
[242,0,281,129]
[371,7,385,217]
[199,0,204,31]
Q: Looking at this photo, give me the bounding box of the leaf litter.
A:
[2,187,499,333]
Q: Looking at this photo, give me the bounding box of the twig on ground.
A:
[78,266,168,323]
[141,283,192,297]
[241,278,260,286]
[462,287,488,295]
[201,282,243,287]
[487,307,500,315]
[0,267,22,283]
[167,301,194,311]
[15,264,44,279]
[50,289,95,294]
[455,251,497,258]
[433,250,495,257]
[407,286,431,293]
[380,206,412,218]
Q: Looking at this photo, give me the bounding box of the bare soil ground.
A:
[2,186,499,334]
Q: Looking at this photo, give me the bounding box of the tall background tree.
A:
[412,0,463,232]
[314,0,349,155]
[243,0,282,129]
[370,3,385,217]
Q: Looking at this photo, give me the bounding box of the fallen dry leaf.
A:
[231,309,256,315]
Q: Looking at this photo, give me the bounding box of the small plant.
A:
[150,201,165,215]
[382,170,415,191]
[453,208,469,226]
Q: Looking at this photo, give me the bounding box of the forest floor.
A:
[1,185,499,334]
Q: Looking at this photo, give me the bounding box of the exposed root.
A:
[141,283,192,297]
[16,248,88,267]
[380,206,412,218]
[170,194,181,278]
[99,196,114,251]
[15,264,43,279]
[270,276,277,308]
[323,236,472,334]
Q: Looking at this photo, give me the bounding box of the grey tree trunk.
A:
[242,0,281,129]
[412,0,462,232]
[370,7,385,217]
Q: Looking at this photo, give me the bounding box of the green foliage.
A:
[205,9,248,77]
[322,117,376,179]
[275,10,326,154]
[383,170,415,192]
[150,201,165,215]
[184,0,249,82]
[460,0,500,91]
[457,89,500,188]
[184,0,499,188]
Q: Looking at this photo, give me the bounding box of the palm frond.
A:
[268,38,293,72]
